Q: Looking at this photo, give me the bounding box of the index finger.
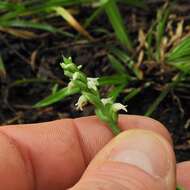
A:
[0,115,172,189]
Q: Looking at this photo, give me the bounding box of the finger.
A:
[118,115,172,144]
[177,161,190,189]
[74,115,172,162]
[0,115,172,189]
[71,130,176,190]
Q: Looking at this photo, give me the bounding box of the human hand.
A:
[0,115,189,190]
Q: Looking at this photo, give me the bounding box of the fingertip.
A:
[74,129,176,190]
[177,161,190,189]
[119,115,173,145]
[74,115,173,163]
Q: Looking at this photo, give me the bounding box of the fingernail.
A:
[109,130,171,178]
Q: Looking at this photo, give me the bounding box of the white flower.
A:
[112,103,127,113]
[73,72,80,80]
[101,98,113,105]
[87,77,99,91]
[77,65,82,69]
[75,95,88,110]
[61,62,73,70]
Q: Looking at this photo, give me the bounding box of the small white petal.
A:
[75,95,88,110]
[87,77,99,91]
[112,103,127,112]
[73,72,80,80]
[101,98,113,105]
[77,65,82,69]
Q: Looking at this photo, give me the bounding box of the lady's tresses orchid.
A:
[60,57,127,135]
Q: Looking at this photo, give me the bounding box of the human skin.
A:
[0,115,189,190]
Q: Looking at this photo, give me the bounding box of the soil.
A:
[0,0,190,162]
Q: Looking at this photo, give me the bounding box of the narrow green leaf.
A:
[84,6,104,28]
[34,86,80,108]
[167,36,190,74]
[145,74,181,116]
[103,0,132,50]
[0,19,73,37]
[124,87,141,101]
[111,48,143,79]
[0,2,25,11]
[124,82,151,101]
[108,84,126,101]
[108,54,126,74]
[167,36,190,61]
[98,75,130,86]
[156,4,170,60]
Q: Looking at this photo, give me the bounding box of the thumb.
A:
[71,130,176,190]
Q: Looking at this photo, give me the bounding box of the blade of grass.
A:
[84,6,104,28]
[167,36,190,74]
[145,74,181,116]
[9,78,51,87]
[167,36,190,61]
[34,86,80,108]
[108,84,126,101]
[0,19,74,37]
[103,0,132,50]
[108,54,126,74]
[98,74,130,86]
[53,6,94,40]
[111,47,143,79]
[155,3,170,61]
[124,82,151,101]
[0,2,25,11]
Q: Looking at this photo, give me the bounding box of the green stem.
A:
[109,123,121,135]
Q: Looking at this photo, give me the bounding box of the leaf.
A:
[53,6,93,40]
[3,19,72,35]
[167,36,190,74]
[0,2,25,11]
[84,6,104,28]
[111,47,143,79]
[168,36,190,60]
[108,84,126,101]
[98,74,130,86]
[34,86,80,108]
[155,4,170,59]
[145,74,182,116]
[103,0,132,50]
[124,82,151,101]
[108,54,126,74]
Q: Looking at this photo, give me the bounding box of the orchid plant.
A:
[60,57,127,135]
